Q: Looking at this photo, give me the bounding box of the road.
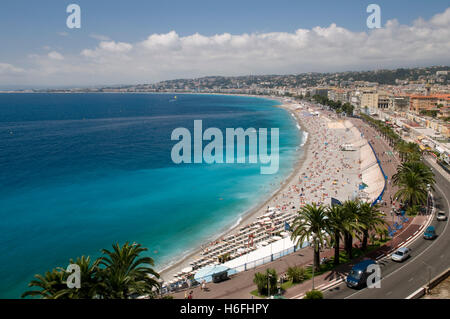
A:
[324,157,450,299]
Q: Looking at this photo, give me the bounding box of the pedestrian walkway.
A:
[169,115,432,299]
[172,246,318,299]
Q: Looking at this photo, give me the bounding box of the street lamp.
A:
[311,233,318,291]
[391,209,394,227]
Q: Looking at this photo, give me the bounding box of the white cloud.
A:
[81,41,133,58]
[89,33,111,41]
[98,41,133,53]
[141,31,182,51]
[48,51,64,60]
[0,63,24,75]
[430,7,450,26]
[2,7,450,86]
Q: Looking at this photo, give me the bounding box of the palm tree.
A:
[56,256,102,299]
[404,142,422,162]
[380,126,389,140]
[22,269,67,299]
[98,242,160,299]
[325,204,346,265]
[394,161,435,187]
[387,131,398,147]
[393,171,428,210]
[341,200,362,259]
[253,269,278,296]
[291,203,328,271]
[22,242,162,299]
[393,161,435,210]
[253,272,267,296]
[358,202,387,251]
[395,141,409,162]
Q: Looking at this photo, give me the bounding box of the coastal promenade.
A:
[168,104,370,298]
[170,105,433,299]
[160,100,364,286]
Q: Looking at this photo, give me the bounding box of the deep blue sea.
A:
[0,93,302,298]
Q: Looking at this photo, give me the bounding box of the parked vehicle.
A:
[346,259,377,289]
[437,211,447,221]
[391,247,411,262]
[423,226,437,240]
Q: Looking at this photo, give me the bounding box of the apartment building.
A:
[409,94,450,114]
[377,91,390,109]
[327,88,349,103]
[389,95,410,112]
[311,87,329,97]
[360,90,378,110]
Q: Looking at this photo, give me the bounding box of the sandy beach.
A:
[159,97,380,285]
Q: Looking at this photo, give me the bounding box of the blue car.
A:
[346,259,377,289]
[423,226,437,240]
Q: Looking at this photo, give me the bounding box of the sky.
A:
[0,0,449,88]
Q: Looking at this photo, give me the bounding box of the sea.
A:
[0,93,304,298]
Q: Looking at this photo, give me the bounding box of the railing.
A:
[367,141,387,206]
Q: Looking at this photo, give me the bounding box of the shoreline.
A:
[158,98,312,280]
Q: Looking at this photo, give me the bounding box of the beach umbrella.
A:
[182,266,193,273]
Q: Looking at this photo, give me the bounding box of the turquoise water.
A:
[0,93,302,298]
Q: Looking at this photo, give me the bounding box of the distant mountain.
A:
[150,66,450,89]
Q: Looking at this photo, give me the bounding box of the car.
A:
[391,247,411,262]
[423,226,437,240]
[346,259,377,289]
[437,211,448,221]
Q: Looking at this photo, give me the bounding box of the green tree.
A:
[22,258,101,299]
[98,242,161,299]
[404,142,422,162]
[393,161,435,210]
[286,266,306,283]
[253,268,278,296]
[341,200,362,259]
[395,141,409,162]
[303,290,324,299]
[64,256,101,298]
[253,272,267,295]
[325,204,347,265]
[22,269,67,299]
[23,242,161,299]
[358,203,386,251]
[291,203,328,271]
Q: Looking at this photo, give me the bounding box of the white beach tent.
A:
[181,266,193,274]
